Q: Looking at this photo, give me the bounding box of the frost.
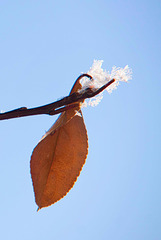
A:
[80,60,132,107]
[75,111,82,117]
[88,93,103,107]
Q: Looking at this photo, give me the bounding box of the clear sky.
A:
[0,1,161,239]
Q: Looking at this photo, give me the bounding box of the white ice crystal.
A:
[80,60,132,107]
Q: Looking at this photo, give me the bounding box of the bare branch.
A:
[0,74,115,121]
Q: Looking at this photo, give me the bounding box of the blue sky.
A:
[0,1,161,239]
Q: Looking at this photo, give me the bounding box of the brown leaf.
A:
[30,79,88,209]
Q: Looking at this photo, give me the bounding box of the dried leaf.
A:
[30,79,88,209]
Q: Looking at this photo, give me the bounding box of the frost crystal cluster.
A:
[80,60,132,107]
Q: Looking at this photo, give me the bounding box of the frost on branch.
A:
[80,60,132,107]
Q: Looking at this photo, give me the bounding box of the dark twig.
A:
[0,74,115,121]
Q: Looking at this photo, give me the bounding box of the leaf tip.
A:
[37,207,40,212]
